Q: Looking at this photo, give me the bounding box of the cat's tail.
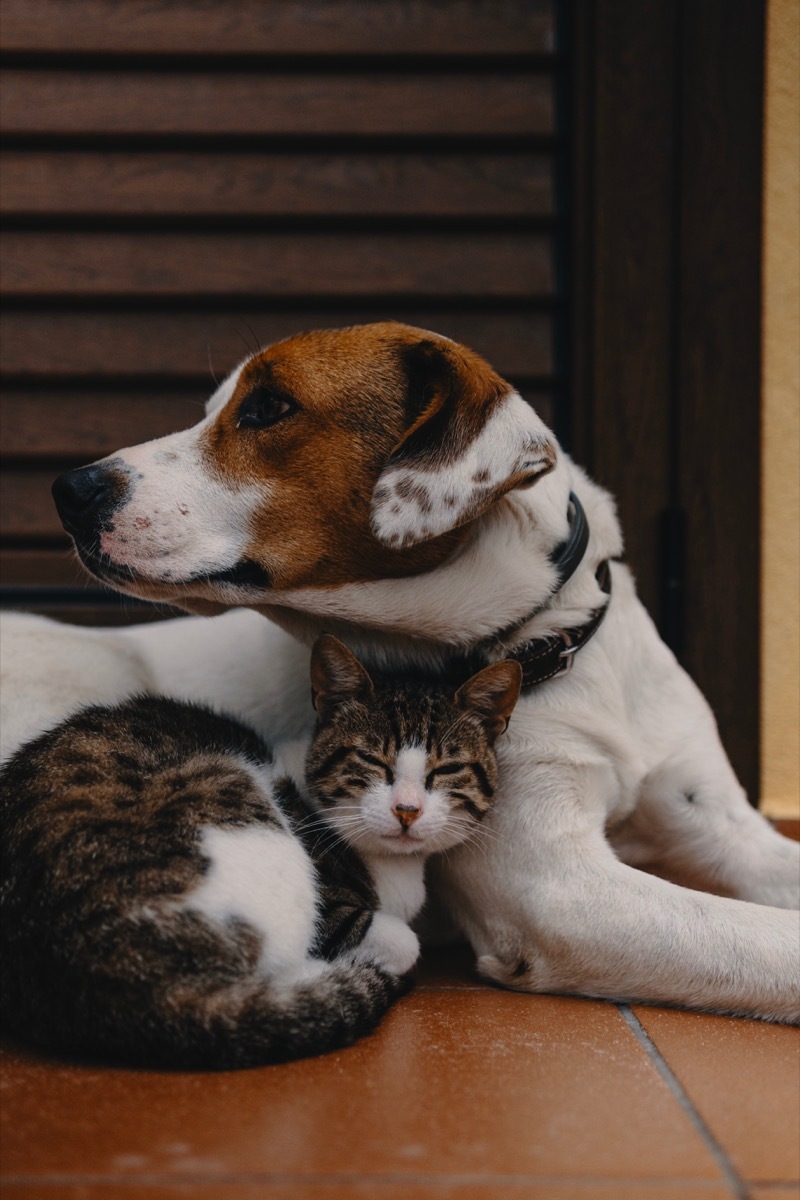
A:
[119,957,411,1070]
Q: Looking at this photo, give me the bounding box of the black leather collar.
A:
[452,491,612,691]
[504,558,612,688]
[551,491,591,591]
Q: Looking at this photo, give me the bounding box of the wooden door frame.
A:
[565,0,764,799]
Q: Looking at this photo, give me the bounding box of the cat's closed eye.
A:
[425,762,467,786]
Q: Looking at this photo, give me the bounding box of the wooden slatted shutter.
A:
[0,0,560,621]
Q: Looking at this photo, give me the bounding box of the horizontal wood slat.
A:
[0,152,554,217]
[1,231,553,297]
[0,590,187,625]
[2,550,92,588]
[0,311,554,380]
[0,392,205,459]
[0,0,554,57]
[0,72,553,138]
[0,388,556,462]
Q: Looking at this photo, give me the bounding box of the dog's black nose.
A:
[52,463,125,533]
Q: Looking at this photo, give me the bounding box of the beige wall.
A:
[761,0,799,817]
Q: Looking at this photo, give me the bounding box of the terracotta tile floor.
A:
[2,827,798,1200]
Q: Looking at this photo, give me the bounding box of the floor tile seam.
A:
[745,1182,800,1190]
[618,1003,749,1200]
[0,1171,744,1188]
[748,1180,800,1190]
[413,983,487,991]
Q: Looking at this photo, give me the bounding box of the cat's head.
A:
[306,634,522,856]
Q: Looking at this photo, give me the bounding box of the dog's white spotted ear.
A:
[370,338,556,549]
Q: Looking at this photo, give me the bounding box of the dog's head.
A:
[52,323,556,609]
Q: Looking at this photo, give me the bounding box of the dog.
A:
[2,322,798,1022]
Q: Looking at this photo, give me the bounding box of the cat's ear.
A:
[455,660,523,742]
[370,336,556,550]
[310,634,375,722]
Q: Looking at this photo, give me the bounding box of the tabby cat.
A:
[307,636,522,972]
[0,635,521,1069]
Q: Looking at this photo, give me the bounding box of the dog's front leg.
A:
[433,760,800,1023]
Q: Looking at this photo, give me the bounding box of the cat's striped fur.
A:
[0,637,520,1069]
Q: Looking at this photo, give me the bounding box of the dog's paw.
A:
[355,912,420,976]
[477,951,547,992]
[477,953,517,987]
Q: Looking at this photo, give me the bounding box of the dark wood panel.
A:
[0,591,186,625]
[0,151,554,217]
[0,71,553,137]
[569,0,675,624]
[676,0,764,798]
[1,231,553,297]
[0,310,554,379]
[1,469,66,539]
[1,549,89,587]
[0,392,205,459]
[570,0,764,802]
[0,0,554,56]
[0,387,556,460]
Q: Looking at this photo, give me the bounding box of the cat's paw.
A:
[355,912,420,976]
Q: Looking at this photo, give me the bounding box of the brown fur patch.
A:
[199,323,492,590]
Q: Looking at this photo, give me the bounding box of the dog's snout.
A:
[52,463,128,533]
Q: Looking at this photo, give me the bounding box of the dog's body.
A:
[2,322,798,1021]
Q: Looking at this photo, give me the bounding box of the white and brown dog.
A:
[2,322,798,1021]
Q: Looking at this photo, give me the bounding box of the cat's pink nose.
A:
[392,802,421,829]
[392,781,423,829]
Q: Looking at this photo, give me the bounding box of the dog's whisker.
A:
[206,343,220,389]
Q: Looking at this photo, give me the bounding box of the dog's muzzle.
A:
[52,461,131,541]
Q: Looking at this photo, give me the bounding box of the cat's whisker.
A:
[306,827,353,855]
[293,813,339,835]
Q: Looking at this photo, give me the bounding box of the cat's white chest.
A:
[367,855,426,924]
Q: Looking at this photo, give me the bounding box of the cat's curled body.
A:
[0,636,520,1069]
[1,695,399,1069]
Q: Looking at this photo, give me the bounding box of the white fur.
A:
[354,910,421,976]
[371,390,555,547]
[0,614,156,761]
[2,345,798,1023]
[355,853,427,976]
[98,421,266,591]
[368,855,427,925]
[177,824,318,977]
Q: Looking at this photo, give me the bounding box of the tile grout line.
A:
[618,1004,750,1200]
[0,1171,743,1189]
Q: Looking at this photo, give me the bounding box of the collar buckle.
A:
[556,631,580,677]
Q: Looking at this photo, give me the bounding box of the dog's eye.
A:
[237,388,295,430]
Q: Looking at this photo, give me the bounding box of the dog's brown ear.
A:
[370,338,556,549]
[310,633,375,722]
[454,659,523,742]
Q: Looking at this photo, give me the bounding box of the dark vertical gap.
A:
[551,0,573,452]
[659,0,686,658]
[558,0,596,463]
